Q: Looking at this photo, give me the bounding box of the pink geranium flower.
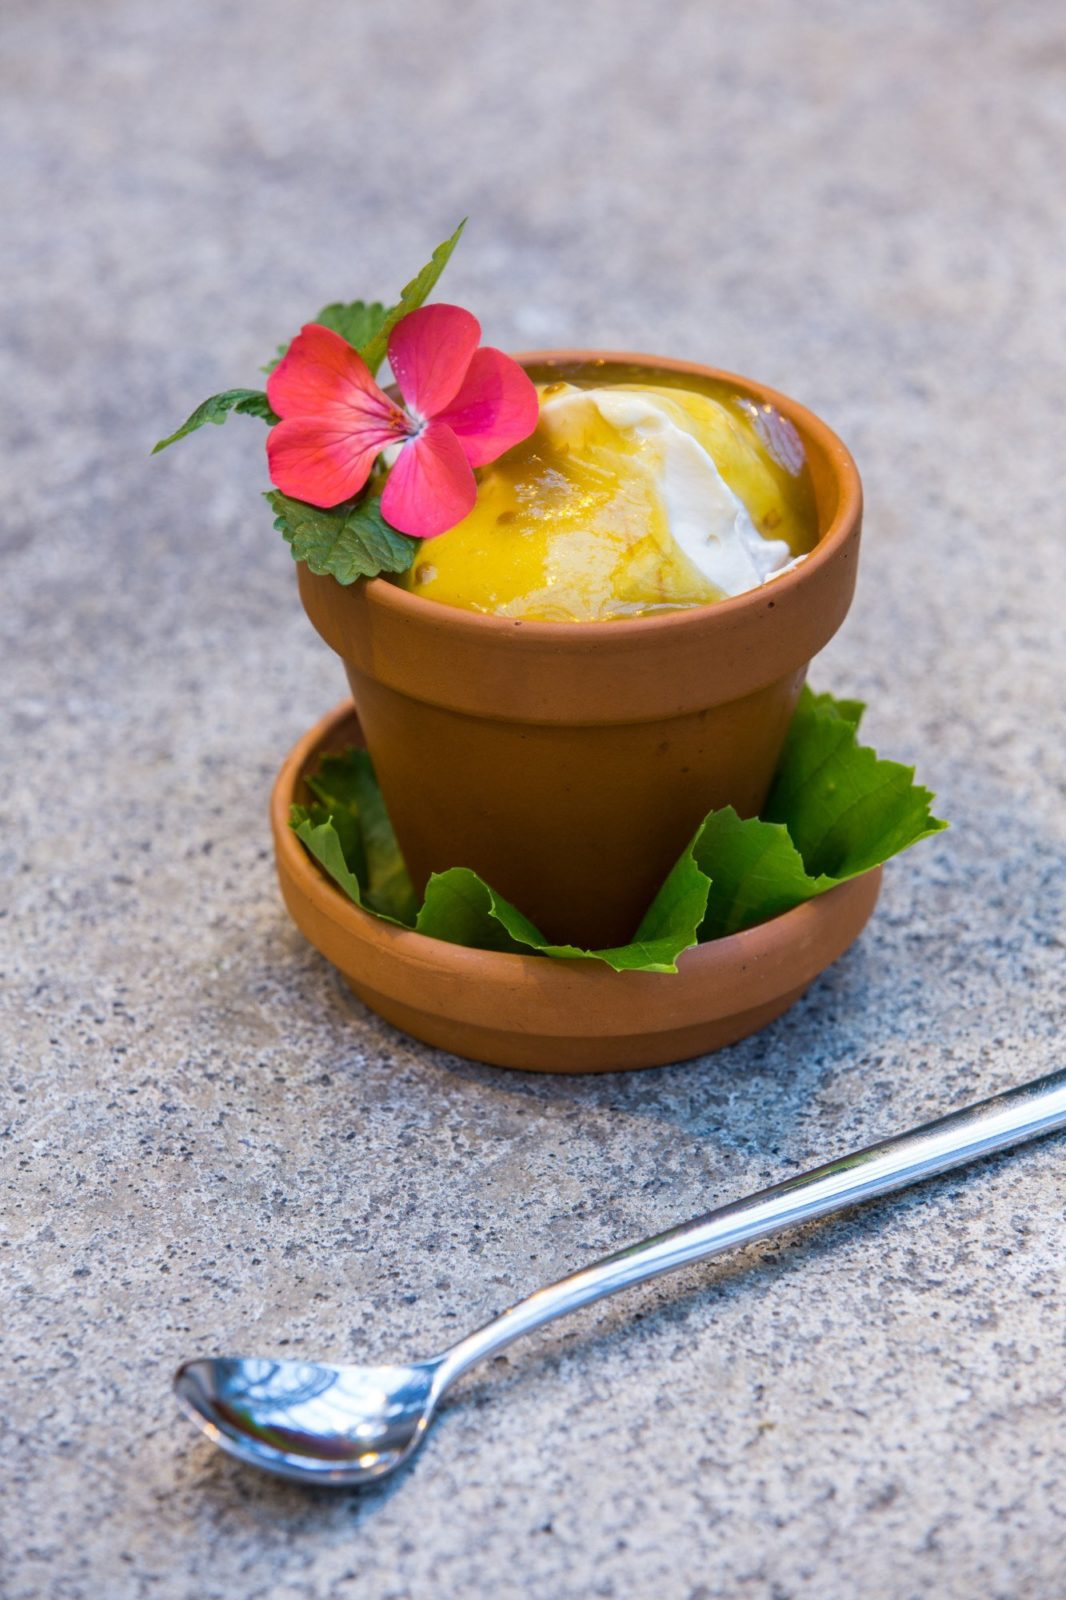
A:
[266,304,539,538]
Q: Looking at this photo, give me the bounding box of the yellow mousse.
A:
[396,378,818,621]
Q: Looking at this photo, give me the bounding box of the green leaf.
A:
[162,224,466,458]
[613,841,714,970]
[298,784,367,890]
[358,220,466,376]
[309,750,418,923]
[263,301,389,374]
[267,489,417,584]
[152,389,277,453]
[290,751,708,971]
[417,868,551,955]
[289,805,369,912]
[762,686,947,881]
[288,687,948,973]
[315,300,389,353]
[693,686,948,939]
[693,809,823,940]
[413,845,708,973]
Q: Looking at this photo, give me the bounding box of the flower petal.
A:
[434,347,540,467]
[386,304,480,419]
[267,416,384,508]
[380,420,477,539]
[268,323,406,433]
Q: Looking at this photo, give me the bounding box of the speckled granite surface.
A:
[3,2,1065,1596]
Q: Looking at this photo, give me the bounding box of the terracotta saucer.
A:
[271,703,882,1074]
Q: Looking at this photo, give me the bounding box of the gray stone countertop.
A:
[2,2,1064,1596]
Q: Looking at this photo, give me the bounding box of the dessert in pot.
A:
[397,369,818,621]
[155,224,943,1060]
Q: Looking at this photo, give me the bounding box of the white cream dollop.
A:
[538,384,798,598]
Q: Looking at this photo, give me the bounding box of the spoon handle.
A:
[438,1067,1066,1384]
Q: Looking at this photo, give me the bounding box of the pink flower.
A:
[265,304,539,538]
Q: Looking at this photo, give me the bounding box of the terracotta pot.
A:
[298,352,862,949]
[272,704,882,1073]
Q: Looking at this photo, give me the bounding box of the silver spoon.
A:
[176,1066,1066,1486]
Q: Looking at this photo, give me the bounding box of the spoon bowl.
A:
[175,1356,442,1485]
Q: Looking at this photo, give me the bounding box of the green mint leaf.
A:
[262,301,389,374]
[267,489,417,584]
[358,220,467,376]
[152,389,277,453]
[315,300,389,353]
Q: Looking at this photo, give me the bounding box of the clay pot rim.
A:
[273,699,882,1020]
[363,348,862,638]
